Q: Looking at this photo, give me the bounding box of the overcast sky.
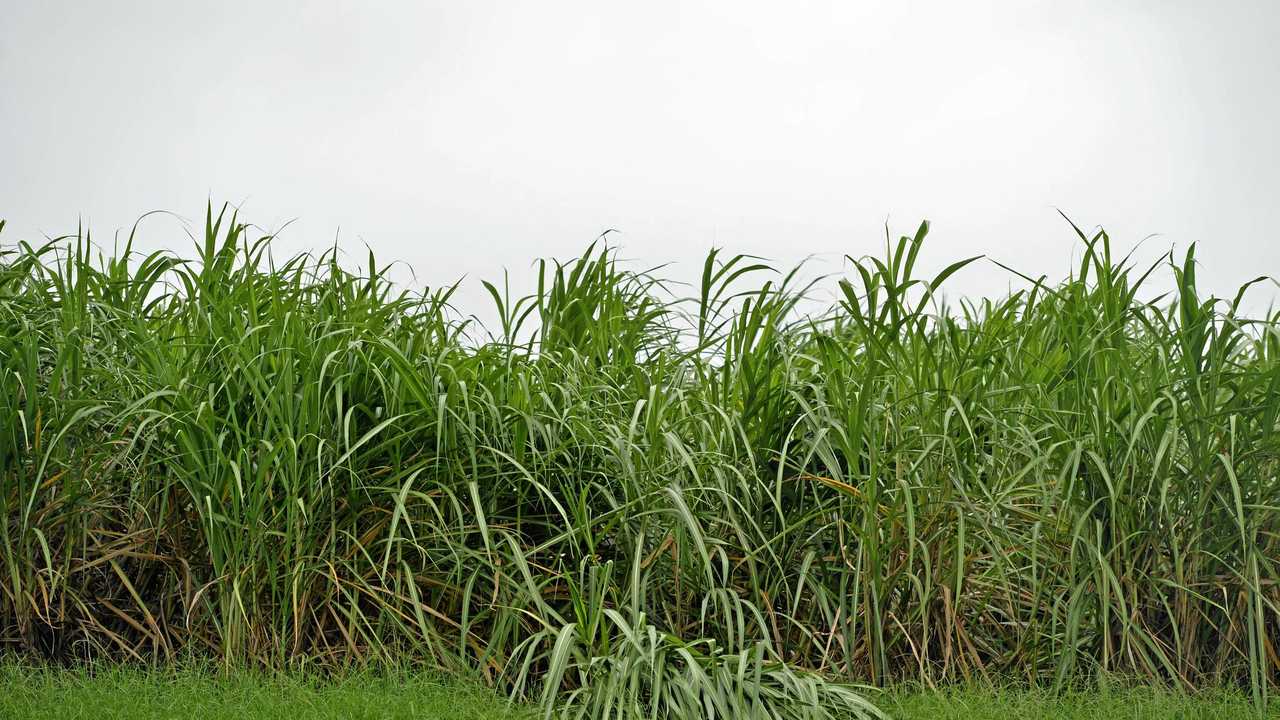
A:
[2,0,1278,316]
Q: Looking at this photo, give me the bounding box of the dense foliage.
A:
[1,208,1277,717]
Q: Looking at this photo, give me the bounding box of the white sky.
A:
[3,1,1278,318]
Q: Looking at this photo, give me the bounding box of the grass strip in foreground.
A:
[2,664,1275,720]
[880,685,1276,719]
[0,664,534,720]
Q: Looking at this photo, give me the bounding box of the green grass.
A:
[0,664,1272,720]
[1,206,1278,719]
[880,685,1278,719]
[0,663,534,720]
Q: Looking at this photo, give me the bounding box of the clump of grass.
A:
[523,609,882,719]
[1,206,1277,718]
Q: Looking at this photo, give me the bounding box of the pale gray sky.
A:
[2,1,1278,315]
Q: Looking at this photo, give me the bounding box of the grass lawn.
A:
[0,664,534,720]
[879,685,1274,719]
[1,664,1273,720]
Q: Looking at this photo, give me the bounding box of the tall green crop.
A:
[1,206,1276,717]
